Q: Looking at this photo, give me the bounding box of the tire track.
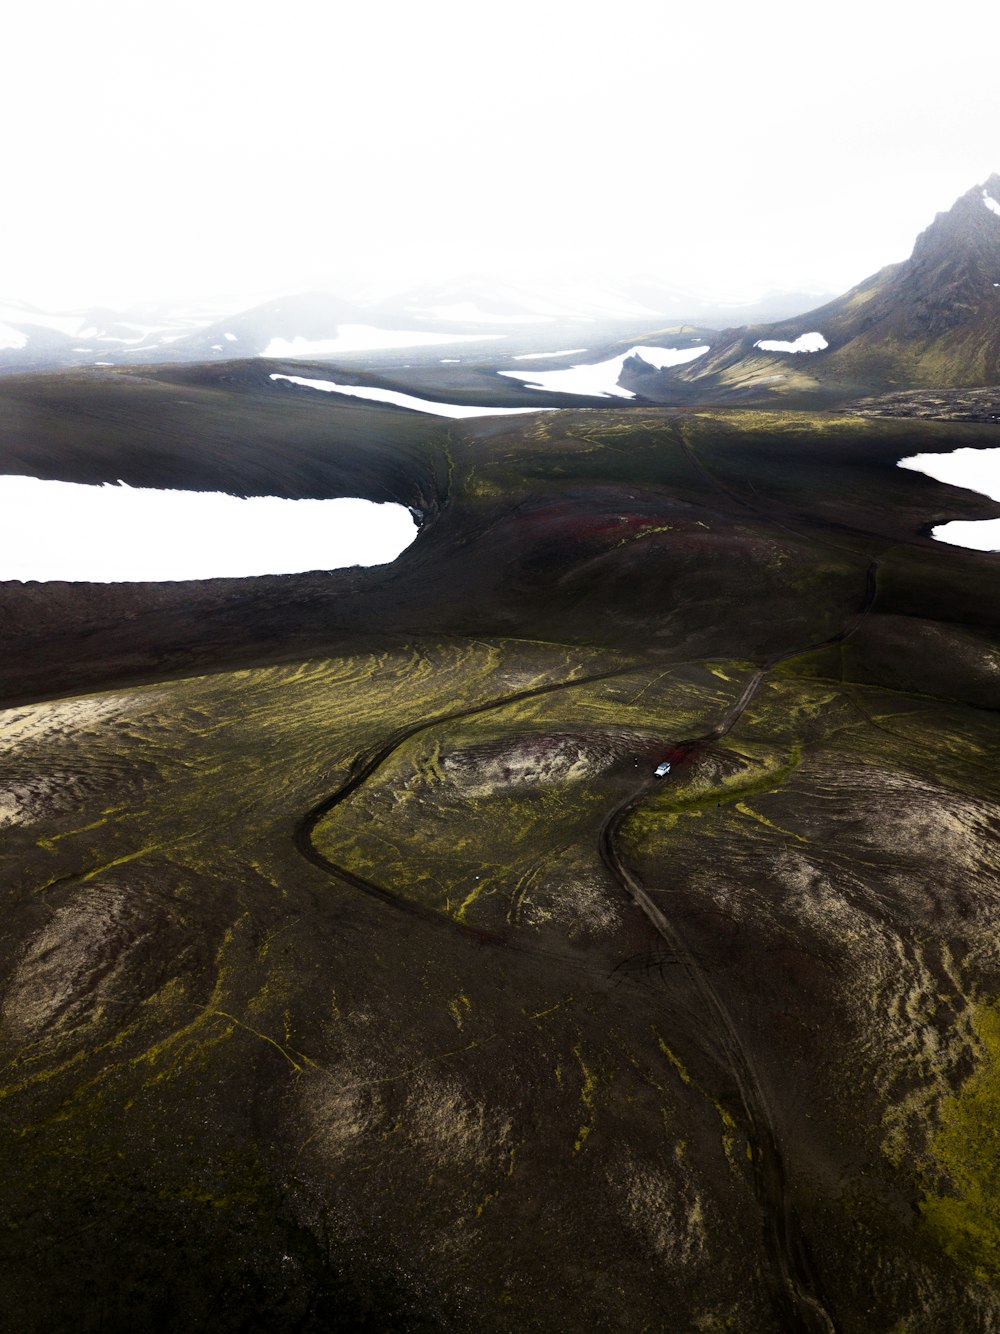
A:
[591,432,883,1331]
[600,767,835,1332]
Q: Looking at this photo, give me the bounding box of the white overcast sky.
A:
[4,0,999,310]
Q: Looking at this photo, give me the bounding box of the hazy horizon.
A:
[5,1,999,312]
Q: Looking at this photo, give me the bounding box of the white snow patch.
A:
[511,348,588,360]
[270,373,545,418]
[924,518,1000,551]
[983,191,1000,217]
[754,332,828,354]
[898,447,1000,552]
[211,344,223,351]
[224,332,237,341]
[439,358,461,363]
[899,447,1000,500]
[261,325,501,357]
[0,324,28,351]
[498,345,709,399]
[0,476,418,582]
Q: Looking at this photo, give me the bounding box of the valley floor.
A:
[2,393,1000,1329]
[2,630,1000,1331]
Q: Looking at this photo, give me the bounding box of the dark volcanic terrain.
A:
[2,183,1000,1332]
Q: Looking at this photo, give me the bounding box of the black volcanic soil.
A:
[1,369,998,703]
[1,368,1000,1331]
[847,387,1000,421]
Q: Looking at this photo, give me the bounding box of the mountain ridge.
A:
[650,174,1000,403]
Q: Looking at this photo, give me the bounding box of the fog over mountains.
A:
[7,174,1000,410]
[0,279,832,375]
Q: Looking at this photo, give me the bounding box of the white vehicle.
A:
[654,761,671,778]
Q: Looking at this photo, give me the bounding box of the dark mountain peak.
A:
[890,174,1000,342]
[660,175,1000,401]
[910,173,1000,264]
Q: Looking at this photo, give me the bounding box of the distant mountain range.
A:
[0,280,831,375]
[6,176,1000,401]
[641,174,1000,404]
